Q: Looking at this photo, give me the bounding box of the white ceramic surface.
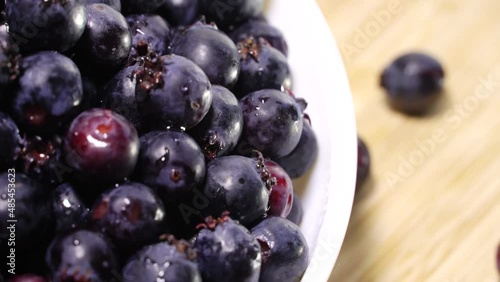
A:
[266,1,358,281]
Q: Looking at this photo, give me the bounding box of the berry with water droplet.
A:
[90,182,166,256]
[64,109,139,185]
[122,238,201,282]
[45,230,118,281]
[136,130,205,203]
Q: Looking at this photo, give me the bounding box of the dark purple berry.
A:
[100,64,144,130]
[121,0,167,14]
[90,182,166,254]
[238,89,303,159]
[0,173,53,247]
[189,85,243,160]
[159,0,200,27]
[12,51,83,134]
[64,109,139,185]
[193,217,261,282]
[122,239,201,282]
[170,19,240,88]
[274,119,318,178]
[199,0,263,30]
[87,0,121,11]
[200,155,271,226]
[381,52,445,114]
[126,14,170,57]
[234,37,291,97]
[251,217,309,282]
[75,3,131,78]
[6,0,87,52]
[230,19,288,56]
[135,54,212,130]
[286,191,303,225]
[356,136,370,190]
[45,230,118,282]
[265,160,293,218]
[136,130,205,203]
[52,183,89,233]
[0,113,22,171]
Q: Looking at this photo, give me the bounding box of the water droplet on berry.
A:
[73,239,80,246]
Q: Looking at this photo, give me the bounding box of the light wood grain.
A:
[315,0,500,281]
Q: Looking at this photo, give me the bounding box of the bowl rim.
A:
[266,0,358,281]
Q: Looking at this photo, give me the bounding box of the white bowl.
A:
[266,1,358,281]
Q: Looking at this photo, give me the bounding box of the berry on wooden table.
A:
[381,52,445,114]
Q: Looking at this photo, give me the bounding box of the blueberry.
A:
[100,65,144,130]
[238,89,303,159]
[230,19,288,56]
[135,54,212,130]
[52,183,90,233]
[189,85,243,160]
[159,0,200,27]
[6,0,86,53]
[74,3,131,79]
[90,182,166,254]
[0,173,53,248]
[199,0,263,30]
[45,230,118,282]
[286,192,303,225]
[136,130,205,203]
[200,155,271,226]
[121,0,167,14]
[16,135,66,187]
[234,37,292,97]
[64,109,139,185]
[274,119,318,178]
[170,19,240,88]
[381,52,445,114]
[87,0,121,11]
[356,136,370,190]
[12,51,83,134]
[193,217,261,282]
[126,14,170,57]
[122,240,201,282]
[0,113,22,171]
[251,217,309,282]
[0,28,21,92]
[265,160,293,218]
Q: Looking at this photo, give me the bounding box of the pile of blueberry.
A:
[0,0,319,281]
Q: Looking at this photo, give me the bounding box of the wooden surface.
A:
[316,0,500,281]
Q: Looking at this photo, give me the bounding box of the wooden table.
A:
[316,0,500,281]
